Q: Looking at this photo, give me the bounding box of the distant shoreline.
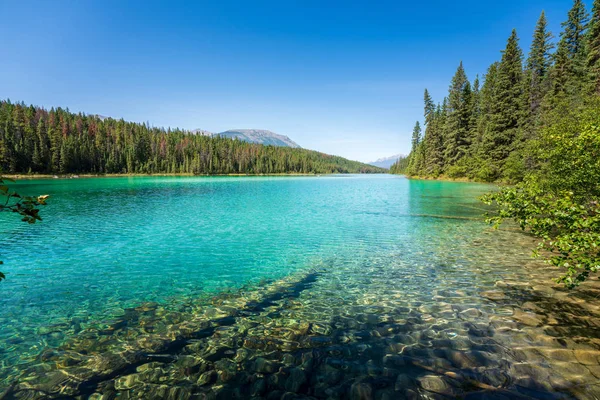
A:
[396,174,502,185]
[3,172,385,180]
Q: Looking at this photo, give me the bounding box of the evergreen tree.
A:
[562,0,590,57]
[481,30,524,177]
[587,0,600,93]
[397,3,600,190]
[411,121,421,150]
[527,11,554,114]
[0,100,383,176]
[423,89,435,124]
[553,0,590,96]
[444,62,473,166]
[423,102,445,176]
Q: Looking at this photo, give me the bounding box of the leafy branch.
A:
[482,186,600,288]
[0,176,49,281]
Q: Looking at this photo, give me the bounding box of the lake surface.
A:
[1,175,600,399]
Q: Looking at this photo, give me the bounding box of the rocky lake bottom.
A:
[1,176,600,399]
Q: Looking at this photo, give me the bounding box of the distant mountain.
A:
[190,128,301,148]
[367,154,405,169]
[92,114,109,121]
[190,129,214,137]
[218,129,300,148]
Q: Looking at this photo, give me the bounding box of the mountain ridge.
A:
[191,128,300,148]
[368,154,404,169]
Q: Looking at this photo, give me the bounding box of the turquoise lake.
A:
[1,175,600,398]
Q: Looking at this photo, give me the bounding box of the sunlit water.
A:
[1,175,599,399]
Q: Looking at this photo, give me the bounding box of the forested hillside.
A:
[391,0,600,287]
[0,101,382,175]
[391,0,600,182]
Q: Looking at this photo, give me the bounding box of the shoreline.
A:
[2,172,385,180]
[396,173,504,185]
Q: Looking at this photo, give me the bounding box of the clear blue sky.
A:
[0,0,573,162]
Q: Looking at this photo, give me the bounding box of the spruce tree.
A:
[553,0,590,96]
[481,31,524,178]
[424,89,435,125]
[411,121,421,151]
[420,93,444,176]
[587,0,600,93]
[444,62,473,166]
[424,101,446,176]
[527,11,554,114]
[562,0,589,57]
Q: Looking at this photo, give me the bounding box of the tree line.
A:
[391,0,600,287]
[391,0,600,181]
[0,101,383,175]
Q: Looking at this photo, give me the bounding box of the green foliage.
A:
[483,187,600,288]
[0,100,383,176]
[482,100,600,287]
[396,2,598,183]
[389,155,410,174]
[410,121,421,151]
[444,62,474,165]
[0,176,48,281]
[587,0,600,93]
[393,2,600,287]
[553,0,590,98]
[527,11,554,118]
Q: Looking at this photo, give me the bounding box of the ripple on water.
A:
[1,176,600,399]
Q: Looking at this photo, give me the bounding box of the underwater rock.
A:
[300,351,315,371]
[251,377,267,396]
[285,367,307,392]
[282,353,297,367]
[480,291,507,301]
[417,374,456,396]
[268,369,289,391]
[197,370,217,386]
[266,390,286,400]
[114,373,144,390]
[394,374,413,391]
[350,381,373,400]
[234,348,251,363]
[459,308,483,319]
[214,358,238,383]
[253,357,277,374]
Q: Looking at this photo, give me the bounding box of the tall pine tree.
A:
[587,0,600,94]
[481,30,524,178]
[527,11,554,116]
[411,121,421,151]
[444,62,473,166]
[553,0,589,97]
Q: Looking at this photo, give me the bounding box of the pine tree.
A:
[424,89,435,125]
[470,76,481,142]
[481,30,524,178]
[444,62,473,166]
[587,0,600,94]
[472,75,481,118]
[36,117,49,172]
[59,141,69,173]
[562,0,589,57]
[411,121,421,151]
[553,0,590,96]
[527,11,554,114]
[424,102,445,176]
[551,43,571,98]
